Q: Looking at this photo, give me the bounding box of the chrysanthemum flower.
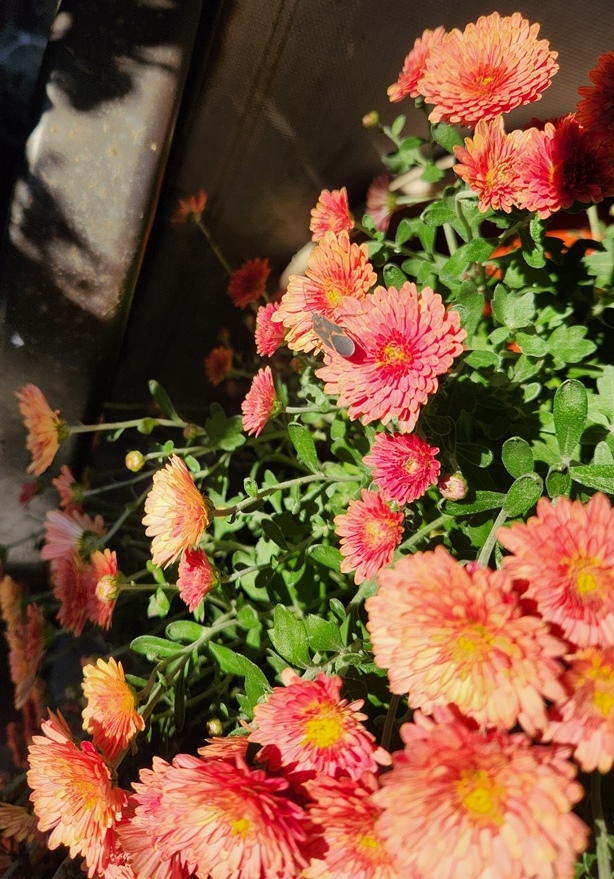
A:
[227,257,271,309]
[117,814,190,879]
[365,174,396,233]
[577,52,614,144]
[170,188,207,224]
[50,551,91,636]
[438,470,468,501]
[453,116,532,213]
[81,657,145,763]
[373,714,588,879]
[142,455,214,568]
[310,187,354,241]
[41,508,105,563]
[0,576,45,709]
[177,546,219,612]
[419,12,559,126]
[250,668,389,781]
[498,493,614,648]
[334,490,404,585]
[273,230,376,354]
[362,432,440,506]
[255,301,286,357]
[86,548,121,630]
[15,384,69,476]
[52,464,84,511]
[517,115,614,218]
[303,773,401,879]
[241,366,282,437]
[27,711,130,878]
[128,751,309,879]
[316,283,466,433]
[204,345,233,385]
[387,27,446,102]
[367,546,567,733]
[0,803,46,847]
[19,480,41,505]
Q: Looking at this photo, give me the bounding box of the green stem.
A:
[223,535,318,585]
[102,487,150,545]
[397,514,451,552]
[443,222,458,255]
[476,507,508,567]
[214,473,328,517]
[83,472,151,497]
[70,417,187,434]
[587,204,602,240]
[380,694,401,753]
[591,772,612,879]
[196,221,234,276]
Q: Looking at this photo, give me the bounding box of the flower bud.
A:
[207,718,224,737]
[125,450,145,472]
[438,471,468,501]
[362,110,380,129]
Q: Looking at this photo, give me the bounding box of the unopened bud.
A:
[183,423,200,441]
[362,111,380,129]
[439,471,468,501]
[125,450,145,472]
[207,718,224,737]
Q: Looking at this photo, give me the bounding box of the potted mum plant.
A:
[2,10,614,879]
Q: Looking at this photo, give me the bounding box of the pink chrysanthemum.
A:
[118,813,190,879]
[543,646,614,774]
[453,116,532,213]
[81,657,145,763]
[517,114,614,218]
[27,711,129,878]
[309,187,354,241]
[52,464,84,511]
[366,546,567,733]
[204,345,233,385]
[142,455,214,568]
[177,546,219,612]
[419,12,559,127]
[170,189,207,224]
[387,27,446,102]
[241,366,282,437]
[129,751,309,879]
[255,301,286,356]
[41,508,105,563]
[250,668,389,782]
[334,489,404,585]
[577,52,614,144]
[273,230,376,354]
[303,773,401,879]
[373,714,588,879]
[498,493,614,648]
[16,384,69,476]
[365,174,396,233]
[227,257,271,309]
[362,432,440,506]
[316,283,466,433]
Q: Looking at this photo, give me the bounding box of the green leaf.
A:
[208,642,270,713]
[439,240,495,289]
[570,465,614,494]
[513,330,548,357]
[503,473,543,518]
[308,544,343,570]
[304,615,345,652]
[431,121,463,152]
[596,365,614,423]
[391,114,406,137]
[147,588,170,619]
[464,350,499,369]
[546,467,571,499]
[166,621,208,643]
[130,635,178,661]
[237,605,261,630]
[382,263,407,289]
[445,491,506,515]
[261,518,288,549]
[547,326,597,364]
[553,380,588,460]
[491,286,535,329]
[268,605,311,668]
[205,403,246,451]
[288,422,320,472]
[148,379,180,421]
[583,237,614,288]
[453,281,484,335]
[501,437,534,478]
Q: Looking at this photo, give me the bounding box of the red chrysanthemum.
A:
[273,230,376,354]
[227,257,271,309]
[366,546,567,733]
[419,12,559,127]
[365,174,397,233]
[334,490,404,585]
[544,645,614,774]
[241,366,282,437]
[82,657,145,763]
[142,455,214,569]
[453,116,532,213]
[517,114,614,218]
[498,493,614,648]
[362,432,440,505]
[204,345,233,386]
[577,52,614,144]
[16,384,69,476]
[255,301,286,357]
[177,546,219,612]
[249,668,389,783]
[387,27,446,103]
[27,711,130,878]
[316,283,466,433]
[170,189,207,224]
[373,714,588,879]
[309,187,354,241]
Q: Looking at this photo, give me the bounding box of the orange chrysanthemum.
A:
[255,301,286,357]
[227,257,271,309]
[366,546,567,733]
[204,345,233,385]
[241,366,282,437]
[81,657,145,763]
[273,230,376,354]
[316,283,466,433]
[142,454,214,568]
[170,189,207,224]
[16,384,69,476]
[365,174,396,233]
[498,493,614,648]
[454,116,532,213]
[334,489,404,585]
[177,546,219,611]
[303,773,401,879]
[373,714,588,879]
[362,432,440,506]
[27,711,129,878]
[249,668,389,782]
[86,548,121,629]
[387,27,446,103]
[0,576,45,709]
[577,52,614,144]
[419,12,559,127]
[309,187,353,241]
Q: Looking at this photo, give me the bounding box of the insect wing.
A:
[311,315,356,357]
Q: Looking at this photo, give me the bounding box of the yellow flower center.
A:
[381,342,411,367]
[231,817,251,838]
[587,656,614,717]
[455,624,493,665]
[302,702,344,748]
[358,834,380,851]
[457,769,505,826]
[565,554,608,599]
